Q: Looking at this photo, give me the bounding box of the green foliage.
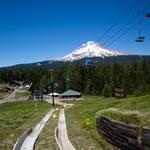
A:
[134,84,150,97]
[0,101,51,149]
[85,79,92,95]
[64,95,150,149]
[0,92,7,99]
[16,91,31,97]
[0,58,150,96]
[102,83,113,97]
[39,75,48,91]
[65,96,113,150]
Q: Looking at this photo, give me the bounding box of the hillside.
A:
[0,101,51,149]
[64,95,150,150]
[1,95,149,149]
[0,40,149,69]
[1,55,150,69]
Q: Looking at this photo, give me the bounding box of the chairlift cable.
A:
[104,17,145,47]
[139,21,141,37]
[96,0,142,42]
[101,2,150,47]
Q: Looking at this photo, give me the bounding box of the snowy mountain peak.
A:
[82,41,99,46]
[57,41,127,62]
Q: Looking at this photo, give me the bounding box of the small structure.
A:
[34,91,43,100]
[115,88,126,98]
[48,92,59,97]
[59,89,81,99]
[85,59,94,66]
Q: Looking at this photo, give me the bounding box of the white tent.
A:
[48,92,59,96]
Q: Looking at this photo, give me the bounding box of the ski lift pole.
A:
[49,69,55,106]
[51,69,55,106]
[139,20,141,37]
[51,82,54,106]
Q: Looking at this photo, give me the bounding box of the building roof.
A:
[59,89,80,96]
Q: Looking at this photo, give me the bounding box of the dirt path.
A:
[0,87,20,105]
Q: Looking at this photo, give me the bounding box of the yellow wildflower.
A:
[52,114,57,119]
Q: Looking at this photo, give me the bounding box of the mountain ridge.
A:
[1,55,150,69]
[0,41,149,69]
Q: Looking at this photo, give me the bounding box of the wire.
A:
[138,20,142,37]
[96,0,141,42]
[102,2,150,47]
[105,17,145,48]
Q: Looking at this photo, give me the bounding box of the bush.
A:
[102,83,112,97]
[134,84,150,97]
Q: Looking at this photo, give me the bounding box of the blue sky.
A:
[0,0,150,67]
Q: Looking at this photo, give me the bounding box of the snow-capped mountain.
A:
[57,41,127,62]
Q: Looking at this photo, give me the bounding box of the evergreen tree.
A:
[0,58,150,96]
[102,83,113,97]
[85,79,92,95]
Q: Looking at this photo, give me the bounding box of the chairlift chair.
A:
[146,13,150,18]
[135,21,145,43]
[135,38,144,42]
[138,36,145,40]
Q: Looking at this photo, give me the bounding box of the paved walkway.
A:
[44,98,75,150]
[45,98,64,106]
[57,108,75,150]
[20,109,55,150]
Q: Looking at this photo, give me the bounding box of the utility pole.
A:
[49,69,55,106]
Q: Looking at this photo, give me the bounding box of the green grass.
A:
[0,84,8,88]
[0,95,149,150]
[64,95,150,150]
[15,90,31,97]
[0,101,51,150]
[65,97,114,150]
[96,95,150,127]
[0,84,9,99]
[0,92,8,99]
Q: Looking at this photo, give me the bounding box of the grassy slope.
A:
[0,92,7,99]
[1,95,149,150]
[0,101,51,150]
[65,96,114,150]
[65,95,150,150]
[96,95,150,127]
[0,84,9,99]
[15,91,31,97]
